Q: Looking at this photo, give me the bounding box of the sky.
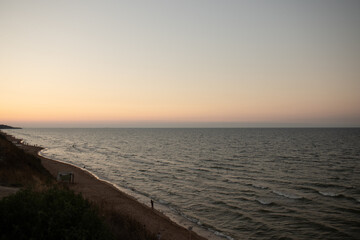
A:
[1,0,360,128]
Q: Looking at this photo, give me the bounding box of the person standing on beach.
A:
[151,199,154,210]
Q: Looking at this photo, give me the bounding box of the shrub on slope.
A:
[0,188,113,240]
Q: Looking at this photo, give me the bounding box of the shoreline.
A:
[1,131,210,240]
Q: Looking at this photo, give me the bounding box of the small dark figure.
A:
[157,232,161,240]
[151,199,154,210]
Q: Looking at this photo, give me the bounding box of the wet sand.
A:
[1,132,207,240]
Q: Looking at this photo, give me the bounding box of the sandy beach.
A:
[2,133,208,240]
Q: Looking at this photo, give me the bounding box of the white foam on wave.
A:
[272,190,303,199]
[214,231,234,240]
[318,191,340,197]
[256,199,273,205]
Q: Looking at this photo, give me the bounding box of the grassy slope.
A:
[0,188,114,240]
[0,133,53,187]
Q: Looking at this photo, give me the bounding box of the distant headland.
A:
[0,124,22,129]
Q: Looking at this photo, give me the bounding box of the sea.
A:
[3,128,360,240]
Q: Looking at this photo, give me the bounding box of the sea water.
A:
[4,128,360,239]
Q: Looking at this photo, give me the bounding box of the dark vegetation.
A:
[0,188,113,240]
[0,132,157,240]
[0,124,21,129]
[0,133,53,187]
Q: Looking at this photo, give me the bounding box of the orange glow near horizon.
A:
[2,96,359,126]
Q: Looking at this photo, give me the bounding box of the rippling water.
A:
[4,128,360,239]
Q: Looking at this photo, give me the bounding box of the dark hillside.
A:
[0,125,21,129]
[0,133,52,187]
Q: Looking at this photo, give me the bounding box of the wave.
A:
[318,191,360,204]
[256,199,274,205]
[318,191,340,197]
[214,231,234,240]
[310,182,353,190]
[344,196,360,203]
[272,190,303,199]
[250,183,268,189]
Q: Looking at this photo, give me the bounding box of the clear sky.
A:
[1,0,360,127]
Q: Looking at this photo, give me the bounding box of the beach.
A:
[2,132,207,240]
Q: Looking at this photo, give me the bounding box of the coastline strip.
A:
[1,131,208,240]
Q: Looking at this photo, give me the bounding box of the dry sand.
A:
[2,133,208,240]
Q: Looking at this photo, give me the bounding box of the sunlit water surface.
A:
[5,128,360,240]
